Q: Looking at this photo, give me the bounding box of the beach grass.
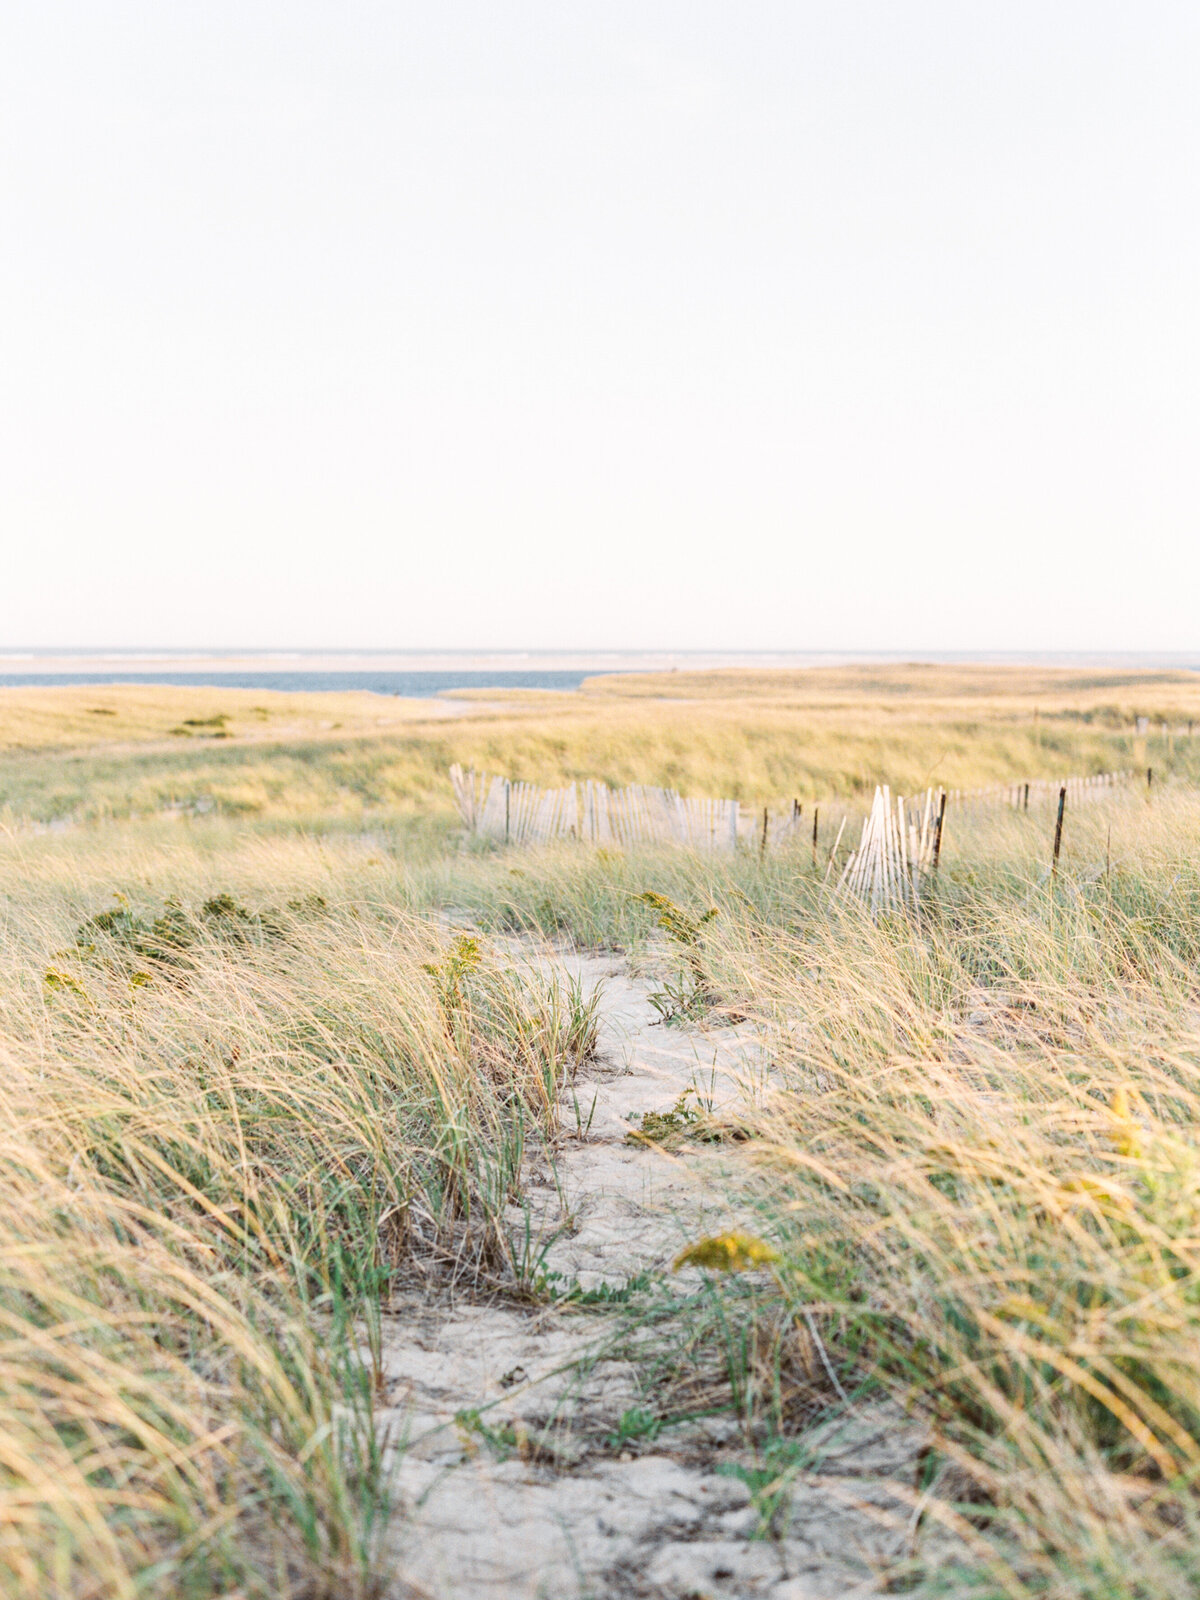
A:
[0,824,596,1597]
[3,665,1199,829]
[3,665,1200,1595]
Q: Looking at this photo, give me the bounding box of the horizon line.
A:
[4,648,1200,659]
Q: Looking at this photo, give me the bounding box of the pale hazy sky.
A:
[2,4,1197,651]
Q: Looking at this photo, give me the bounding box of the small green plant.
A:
[44,967,88,998]
[454,1407,527,1459]
[70,890,290,974]
[534,1269,655,1306]
[454,1407,563,1463]
[636,891,719,1022]
[645,974,712,1025]
[604,1407,666,1451]
[626,1089,711,1147]
[716,1443,811,1538]
[422,934,483,1010]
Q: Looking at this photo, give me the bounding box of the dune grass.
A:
[4,668,1200,1595]
[717,800,1200,1597]
[0,826,600,1597]
[3,665,1199,829]
[422,790,1200,1596]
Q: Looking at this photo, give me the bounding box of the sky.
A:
[2,3,1198,652]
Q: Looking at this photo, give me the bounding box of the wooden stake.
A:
[1051,785,1066,880]
[1147,766,1154,791]
[811,807,819,868]
[932,790,947,870]
[505,780,511,845]
[760,805,769,860]
[1022,781,1029,811]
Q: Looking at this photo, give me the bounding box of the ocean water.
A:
[0,670,597,696]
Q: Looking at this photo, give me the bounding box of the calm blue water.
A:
[0,670,596,696]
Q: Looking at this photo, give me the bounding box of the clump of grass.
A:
[0,1035,390,1599]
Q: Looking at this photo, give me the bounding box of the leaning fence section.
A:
[833,769,1139,917]
[835,786,919,916]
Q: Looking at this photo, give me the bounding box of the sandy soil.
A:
[380,958,929,1599]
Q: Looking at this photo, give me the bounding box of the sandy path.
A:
[380,957,927,1600]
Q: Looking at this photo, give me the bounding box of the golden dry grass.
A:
[0,825,599,1598]
[3,664,1198,829]
[5,670,1200,1596]
[0,683,460,752]
[418,788,1200,1595]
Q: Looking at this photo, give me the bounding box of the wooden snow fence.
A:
[835,786,920,916]
[580,781,739,850]
[901,787,943,873]
[946,770,1133,817]
[451,763,1136,871]
[449,766,578,846]
[450,766,740,851]
[834,770,1136,918]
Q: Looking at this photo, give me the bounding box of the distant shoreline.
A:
[2,648,1199,682]
[0,669,599,698]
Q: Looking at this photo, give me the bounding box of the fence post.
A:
[1022,781,1029,811]
[1051,785,1066,880]
[811,807,819,869]
[932,790,947,870]
[760,806,769,860]
[505,780,511,845]
[1147,766,1153,792]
